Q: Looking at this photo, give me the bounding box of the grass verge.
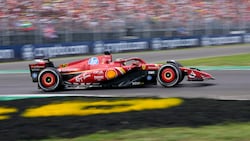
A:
[179,53,250,66]
[42,122,250,141]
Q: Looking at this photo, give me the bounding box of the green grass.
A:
[179,53,250,66]
[42,122,250,141]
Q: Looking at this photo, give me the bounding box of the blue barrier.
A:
[0,34,247,61]
[201,35,242,46]
[21,42,91,60]
[151,37,199,50]
[0,45,21,60]
[92,39,150,54]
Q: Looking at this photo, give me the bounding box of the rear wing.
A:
[29,59,55,82]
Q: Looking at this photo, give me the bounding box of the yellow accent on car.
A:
[60,64,68,68]
[116,67,126,74]
[142,64,146,70]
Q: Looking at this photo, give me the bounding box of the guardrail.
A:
[0,34,249,61]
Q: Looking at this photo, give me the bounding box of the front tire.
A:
[38,67,62,92]
[157,64,182,87]
[167,60,185,83]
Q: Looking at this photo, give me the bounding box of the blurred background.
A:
[0,0,249,46]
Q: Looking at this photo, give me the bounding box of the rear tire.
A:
[38,67,62,92]
[157,64,182,87]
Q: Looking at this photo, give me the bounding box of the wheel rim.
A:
[41,72,56,88]
[161,68,176,83]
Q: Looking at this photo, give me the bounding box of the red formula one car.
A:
[29,51,214,92]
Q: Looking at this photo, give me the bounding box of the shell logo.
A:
[105,69,117,80]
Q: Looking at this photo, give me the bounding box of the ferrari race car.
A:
[29,51,214,92]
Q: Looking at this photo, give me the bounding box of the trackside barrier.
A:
[0,34,247,61]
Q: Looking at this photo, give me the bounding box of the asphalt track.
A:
[0,45,250,100]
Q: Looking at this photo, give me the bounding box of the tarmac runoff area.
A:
[0,68,250,100]
[3,68,249,110]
